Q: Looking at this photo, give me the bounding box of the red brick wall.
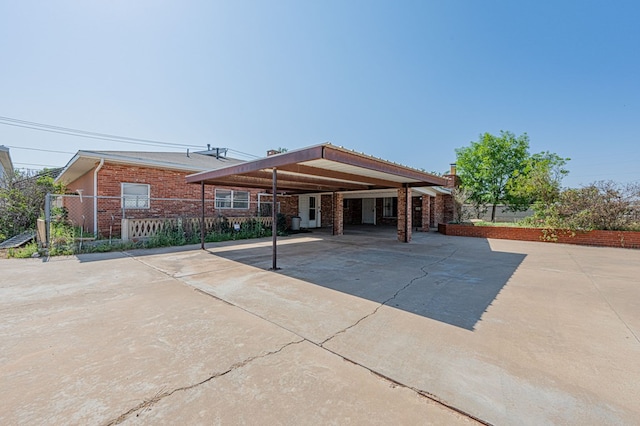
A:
[97,164,203,199]
[344,198,363,225]
[397,188,411,242]
[429,196,436,227]
[258,194,298,228]
[321,194,333,227]
[333,193,344,235]
[438,224,640,249]
[69,162,273,237]
[421,195,430,232]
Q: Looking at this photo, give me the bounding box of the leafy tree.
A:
[507,151,570,215]
[0,169,63,240]
[455,131,530,222]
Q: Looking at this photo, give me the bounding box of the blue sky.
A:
[1,1,638,187]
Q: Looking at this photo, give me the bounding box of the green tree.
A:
[455,131,530,222]
[507,151,570,215]
[0,169,62,240]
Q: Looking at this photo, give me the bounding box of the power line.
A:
[7,145,75,155]
[14,162,60,168]
[1,115,264,159]
[227,148,261,159]
[0,115,204,149]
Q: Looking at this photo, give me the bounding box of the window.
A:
[215,189,250,209]
[122,183,150,209]
[383,197,397,218]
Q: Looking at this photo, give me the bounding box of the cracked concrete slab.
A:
[124,340,475,425]
[0,254,300,425]
[2,228,639,424]
[136,247,383,344]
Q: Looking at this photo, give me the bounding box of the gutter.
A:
[93,159,104,237]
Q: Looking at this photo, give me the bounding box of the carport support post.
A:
[421,195,430,232]
[271,168,278,270]
[397,185,412,243]
[200,181,205,250]
[332,192,343,236]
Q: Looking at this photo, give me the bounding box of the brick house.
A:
[56,145,455,240]
[55,148,286,238]
[187,144,456,243]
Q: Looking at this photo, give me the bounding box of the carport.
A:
[186,143,446,269]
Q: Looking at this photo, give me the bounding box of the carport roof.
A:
[186,143,447,193]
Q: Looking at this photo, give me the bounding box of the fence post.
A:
[44,193,51,248]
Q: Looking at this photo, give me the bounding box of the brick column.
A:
[421,195,430,232]
[434,193,455,225]
[397,187,412,242]
[332,192,344,236]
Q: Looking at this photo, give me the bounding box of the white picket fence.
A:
[121,216,273,241]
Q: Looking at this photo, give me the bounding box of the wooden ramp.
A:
[0,231,36,249]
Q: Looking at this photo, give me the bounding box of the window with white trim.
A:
[122,183,150,209]
[215,189,250,209]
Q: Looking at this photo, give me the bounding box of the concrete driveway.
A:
[1,228,639,425]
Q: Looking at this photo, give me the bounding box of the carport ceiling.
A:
[186,143,447,193]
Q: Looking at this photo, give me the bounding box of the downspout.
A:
[93,159,104,237]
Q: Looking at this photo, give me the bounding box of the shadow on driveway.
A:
[205,226,526,331]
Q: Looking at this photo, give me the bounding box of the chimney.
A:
[445,163,460,188]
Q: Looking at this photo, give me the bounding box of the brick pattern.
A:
[429,196,436,227]
[67,162,277,237]
[421,196,430,232]
[431,193,455,226]
[438,224,640,249]
[397,188,412,242]
[65,161,459,240]
[254,194,298,229]
[332,193,344,235]
[321,194,333,227]
[344,199,363,225]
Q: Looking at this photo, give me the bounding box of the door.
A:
[308,195,319,227]
[299,195,321,228]
[362,198,376,224]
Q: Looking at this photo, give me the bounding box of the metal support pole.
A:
[332,192,336,236]
[404,184,409,243]
[201,181,205,250]
[271,168,278,270]
[44,193,51,248]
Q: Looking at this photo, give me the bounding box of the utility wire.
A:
[0,115,263,159]
[1,121,198,149]
[7,145,75,155]
[0,116,202,149]
[14,162,60,168]
[227,148,261,159]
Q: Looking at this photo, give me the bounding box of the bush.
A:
[0,170,63,241]
[514,181,640,231]
[7,242,39,258]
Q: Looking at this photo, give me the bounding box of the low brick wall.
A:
[438,223,640,249]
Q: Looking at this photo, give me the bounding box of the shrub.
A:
[550,181,639,231]
[7,242,39,258]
